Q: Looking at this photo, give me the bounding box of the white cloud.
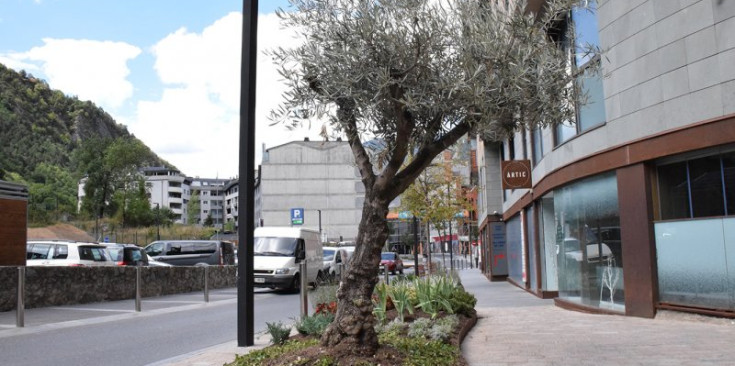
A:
[19,38,141,110]
[130,11,322,178]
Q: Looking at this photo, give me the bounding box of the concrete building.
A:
[477,0,735,319]
[258,140,366,242]
[141,167,191,224]
[190,177,228,229]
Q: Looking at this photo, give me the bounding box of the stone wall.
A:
[0,265,237,312]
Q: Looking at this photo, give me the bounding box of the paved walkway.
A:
[458,269,735,366]
[152,268,735,365]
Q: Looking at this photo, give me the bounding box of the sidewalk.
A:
[162,269,735,365]
[458,269,735,366]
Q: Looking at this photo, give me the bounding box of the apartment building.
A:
[477,0,735,318]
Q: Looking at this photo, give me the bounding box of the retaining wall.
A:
[0,265,237,312]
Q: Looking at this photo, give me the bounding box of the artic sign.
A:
[501,160,532,189]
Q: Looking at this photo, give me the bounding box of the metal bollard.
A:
[135,266,142,312]
[337,263,344,282]
[17,267,25,328]
[300,262,308,320]
[383,266,389,284]
[204,266,210,303]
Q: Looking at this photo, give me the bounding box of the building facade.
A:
[257,140,366,242]
[478,0,735,318]
[141,167,191,224]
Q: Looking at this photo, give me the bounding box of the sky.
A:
[0,0,324,179]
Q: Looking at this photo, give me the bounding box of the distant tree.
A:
[187,192,201,225]
[271,0,580,353]
[75,137,153,225]
[204,214,214,227]
[27,163,77,224]
[113,177,154,227]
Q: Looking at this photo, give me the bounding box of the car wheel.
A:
[290,274,301,293]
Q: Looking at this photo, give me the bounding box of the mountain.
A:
[0,63,172,180]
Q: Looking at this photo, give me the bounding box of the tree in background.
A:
[187,191,201,225]
[271,0,581,353]
[74,137,157,236]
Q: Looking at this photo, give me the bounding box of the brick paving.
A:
[458,270,735,366]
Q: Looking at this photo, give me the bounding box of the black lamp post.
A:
[238,0,258,348]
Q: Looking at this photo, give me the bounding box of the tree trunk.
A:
[321,198,389,356]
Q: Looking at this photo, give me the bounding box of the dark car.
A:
[380,252,403,275]
[144,240,236,266]
[102,243,149,266]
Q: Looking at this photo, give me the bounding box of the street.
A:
[0,288,299,366]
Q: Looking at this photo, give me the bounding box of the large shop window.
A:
[554,0,606,146]
[539,195,559,292]
[506,214,524,285]
[658,152,735,220]
[554,172,624,311]
[655,218,735,311]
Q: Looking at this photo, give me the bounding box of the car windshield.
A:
[323,249,335,261]
[254,237,298,256]
[381,253,396,260]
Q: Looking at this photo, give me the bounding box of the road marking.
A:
[145,300,202,304]
[0,324,15,329]
[49,307,136,313]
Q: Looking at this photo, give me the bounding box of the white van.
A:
[253,227,324,291]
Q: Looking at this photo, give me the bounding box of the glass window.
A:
[658,162,690,220]
[532,128,544,165]
[53,244,68,259]
[526,206,537,291]
[576,62,606,131]
[724,152,735,215]
[555,121,577,145]
[145,242,164,256]
[28,244,53,259]
[571,1,601,68]
[506,214,524,285]
[554,172,623,311]
[689,156,725,218]
[554,0,606,146]
[538,195,559,291]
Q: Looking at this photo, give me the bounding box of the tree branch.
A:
[389,121,471,199]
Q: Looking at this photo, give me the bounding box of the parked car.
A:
[143,240,235,266]
[100,243,149,266]
[380,252,403,275]
[26,240,115,267]
[322,247,350,279]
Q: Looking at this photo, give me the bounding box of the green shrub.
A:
[413,275,455,318]
[430,315,459,342]
[407,317,432,338]
[265,321,291,345]
[295,313,334,336]
[388,282,414,322]
[229,339,318,366]
[372,282,390,325]
[450,287,477,316]
[380,331,460,366]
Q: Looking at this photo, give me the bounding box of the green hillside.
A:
[0,63,174,224]
[0,63,170,179]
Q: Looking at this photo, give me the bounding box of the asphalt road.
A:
[0,288,300,366]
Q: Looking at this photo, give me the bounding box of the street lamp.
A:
[317,209,322,241]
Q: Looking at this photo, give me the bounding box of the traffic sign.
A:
[291,208,304,225]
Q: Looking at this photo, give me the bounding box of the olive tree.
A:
[271,0,580,354]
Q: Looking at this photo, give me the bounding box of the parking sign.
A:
[291,208,304,225]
